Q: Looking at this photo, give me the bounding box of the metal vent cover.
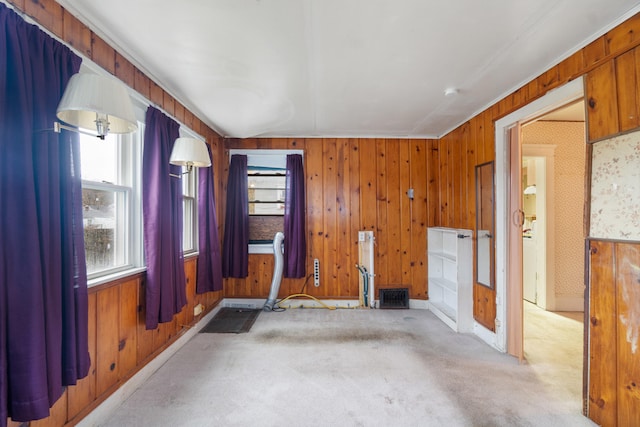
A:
[378,288,409,309]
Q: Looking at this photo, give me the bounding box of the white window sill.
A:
[87,252,200,288]
[87,267,147,288]
[249,243,275,254]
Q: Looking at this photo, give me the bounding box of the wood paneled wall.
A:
[223,137,438,301]
[8,0,640,425]
[4,1,226,426]
[588,240,640,427]
[438,11,640,426]
[25,258,222,427]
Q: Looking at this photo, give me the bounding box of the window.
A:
[229,149,303,252]
[248,168,285,243]
[181,163,197,254]
[80,128,142,279]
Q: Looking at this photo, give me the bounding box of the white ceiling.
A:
[56,0,640,139]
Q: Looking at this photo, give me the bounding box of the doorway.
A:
[491,78,587,412]
[491,77,584,355]
[520,104,586,413]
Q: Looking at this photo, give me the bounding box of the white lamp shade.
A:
[170,137,211,168]
[56,73,138,134]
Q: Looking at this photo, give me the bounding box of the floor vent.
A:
[226,302,257,309]
[378,288,409,309]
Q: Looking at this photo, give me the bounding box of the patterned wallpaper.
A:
[521,121,586,298]
[590,131,640,241]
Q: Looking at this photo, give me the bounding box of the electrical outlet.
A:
[313,258,320,287]
[358,231,365,242]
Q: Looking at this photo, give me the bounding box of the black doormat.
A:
[200,307,261,334]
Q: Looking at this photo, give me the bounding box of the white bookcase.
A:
[427,227,473,332]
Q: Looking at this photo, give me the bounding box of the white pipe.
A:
[263,232,284,311]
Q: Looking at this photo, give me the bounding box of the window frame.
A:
[75,63,206,285]
[80,127,144,283]
[180,161,198,256]
[229,149,303,253]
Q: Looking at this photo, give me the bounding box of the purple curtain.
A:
[196,144,223,293]
[284,154,306,278]
[142,107,186,329]
[222,155,248,278]
[0,3,89,424]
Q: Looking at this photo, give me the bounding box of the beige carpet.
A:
[96,307,595,427]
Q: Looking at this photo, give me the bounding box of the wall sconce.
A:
[55,73,138,139]
[523,185,537,195]
[169,137,211,177]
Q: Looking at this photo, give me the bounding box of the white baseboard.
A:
[554,295,585,312]
[77,306,221,427]
[474,321,503,352]
[409,299,429,310]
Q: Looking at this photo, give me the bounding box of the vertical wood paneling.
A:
[90,35,115,75]
[322,139,338,295]
[336,138,354,296]
[115,53,135,89]
[465,124,477,232]
[456,125,467,229]
[222,137,433,301]
[67,293,96,419]
[399,140,412,288]
[614,49,640,132]
[348,139,361,297]
[558,50,584,83]
[438,138,449,227]
[410,140,429,299]
[359,139,377,234]
[6,0,25,13]
[306,139,324,290]
[134,68,151,99]
[136,279,155,363]
[386,140,402,286]
[586,61,620,142]
[427,140,440,227]
[583,37,608,68]
[61,9,91,57]
[163,92,175,117]
[149,81,164,108]
[375,139,388,287]
[615,243,640,426]
[96,285,119,396]
[24,0,62,39]
[447,136,457,226]
[588,240,617,427]
[606,13,640,57]
[184,258,196,325]
[118,279,138,377]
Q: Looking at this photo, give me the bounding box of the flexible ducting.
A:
[263,231,284,311]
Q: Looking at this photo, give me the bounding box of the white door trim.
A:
[522,144,557,311]
[492,77,584,353]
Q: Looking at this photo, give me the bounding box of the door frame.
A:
[521,144,557,311]
[491,77,584,354]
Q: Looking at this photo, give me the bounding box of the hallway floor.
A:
[92,307,595,427]
[524,301,585,412]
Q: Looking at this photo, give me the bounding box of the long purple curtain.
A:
[222,154,248,278]
[284,154,306,278]
[142,107,186,329]
[0,4,89,424]
[196,144,223,293]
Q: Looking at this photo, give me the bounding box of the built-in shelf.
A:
[427,227,473,332]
